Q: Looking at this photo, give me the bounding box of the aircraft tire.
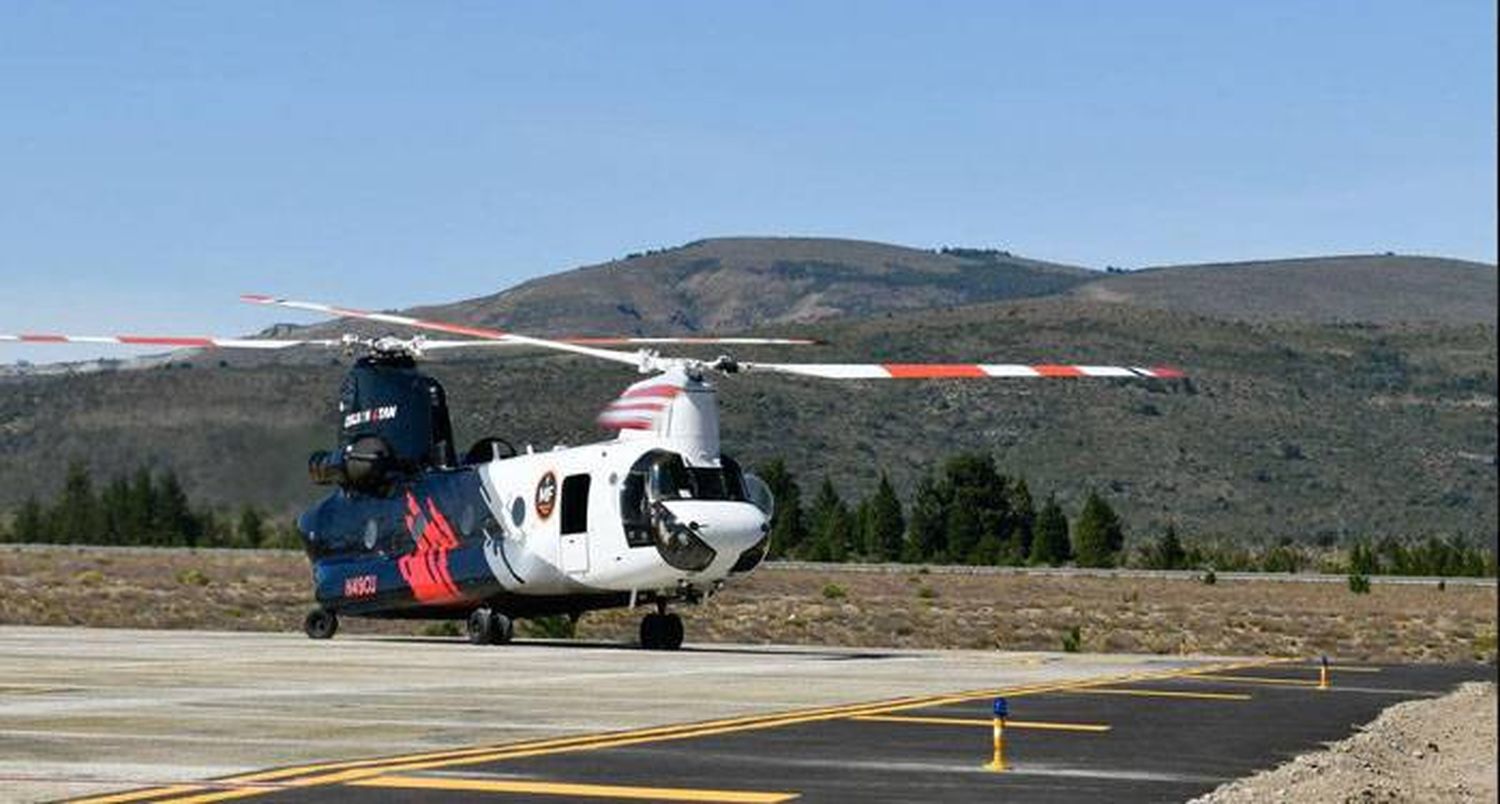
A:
[640,612,684,651]
[304,609,338,640]
[489,611,514,644]
[639,613,663,649]
[466,608,496,645]
[660,613,684,650]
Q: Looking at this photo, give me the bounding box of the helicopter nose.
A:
[658,500,769,559]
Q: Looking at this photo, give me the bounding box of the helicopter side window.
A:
[560,474,591,535]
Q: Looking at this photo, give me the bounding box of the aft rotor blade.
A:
[738,362,1186,379]
[419,335,820,350]
[0,333,338,350]
[241,294,645,368]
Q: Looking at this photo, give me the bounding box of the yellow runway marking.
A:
[1072,688,1251,701]
[851,714,1111,733]
[1306,665,1382,673]
[1191,674,1321,687]
[93,656,1289,804]
[349,774,799,802]
[60,786,205,804]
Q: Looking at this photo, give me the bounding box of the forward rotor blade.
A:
[419,335,821,349]
[738,362,1185,379]
[241,294,645,368]
[0,334,337,350]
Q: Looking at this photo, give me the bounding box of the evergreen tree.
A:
[1073,492,1124,568]
[1029,494,1071,565]
[1006,479,1036,565]
[756,459,808,559]
[939,453,1009,565]
[238,506,266,549]
[124,467,156,545]
[1150,524,1187,570]
[903,474,947,562]
[52,461,102,544]
[864,473,905,561]
[154,470,198,546]
[806,477,854,561]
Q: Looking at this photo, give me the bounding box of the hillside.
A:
[291,237,1095,339]
[1,296,1494,544]
[1073,254,1497,324]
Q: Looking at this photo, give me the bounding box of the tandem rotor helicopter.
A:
[3,294,1182,650]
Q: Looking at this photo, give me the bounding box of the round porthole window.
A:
[510,497,526,527]
[363,519,379,550]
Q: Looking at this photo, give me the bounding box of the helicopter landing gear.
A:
[304,608,338,640]
[466,607,514,645]
[639,612,684,651]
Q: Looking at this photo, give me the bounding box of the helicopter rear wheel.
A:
[640,612,684,651]
[304,608,338,640]
[489,611,514,644]
[466,608,495,644]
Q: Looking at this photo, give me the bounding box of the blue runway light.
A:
[992,697,1008,718]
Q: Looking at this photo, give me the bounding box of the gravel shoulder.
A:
[1193,681,1498,803]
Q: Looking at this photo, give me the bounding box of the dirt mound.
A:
[1193,681,1497,803]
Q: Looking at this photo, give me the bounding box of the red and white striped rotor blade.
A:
[241,294,644,368]
[0,333,337,350]
[419,335,819,350]
[739,362,1185,379]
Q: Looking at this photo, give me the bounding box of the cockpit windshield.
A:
[621,450,748,551]
[643,452,746,502]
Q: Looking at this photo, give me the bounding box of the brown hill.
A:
[1073,255,1497,324]
[298,237,1095,339]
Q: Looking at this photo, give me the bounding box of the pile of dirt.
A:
[1193,681,1497,803]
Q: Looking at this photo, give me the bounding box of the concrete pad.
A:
[0,626,1229,802]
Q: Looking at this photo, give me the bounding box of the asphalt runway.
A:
[0,628,1489,803]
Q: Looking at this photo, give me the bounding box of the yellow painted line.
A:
[65,785,205,804]
[852,714,1111,733]
[349,774,798,802]
[134,655,1290,803]
[1307,665,1382,673]
[1072,688,1251,701]
[1191,674,1321,687]
[131,790,265,804]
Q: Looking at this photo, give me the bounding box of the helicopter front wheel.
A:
[304,608,338,640]
[639,612,684,651]
[467,608,514,645]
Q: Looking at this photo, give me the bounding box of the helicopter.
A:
[2,294,1183,649]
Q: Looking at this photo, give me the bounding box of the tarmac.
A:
[0,626,1490,803]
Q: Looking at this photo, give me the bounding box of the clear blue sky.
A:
[2,1,1495,360]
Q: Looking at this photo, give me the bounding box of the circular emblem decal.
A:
[534,471,558,520]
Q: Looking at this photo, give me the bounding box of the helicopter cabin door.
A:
[558,473,591,575]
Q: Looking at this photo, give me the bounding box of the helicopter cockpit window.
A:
[620,451,749,549]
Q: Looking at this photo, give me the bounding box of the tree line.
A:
[0,462,300,549]
[758,452,1127,568]
[756,452,1495,577]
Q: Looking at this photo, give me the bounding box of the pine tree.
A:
[1007,479,1036,565]
[13,495,47,543]
[940,453,1009,564]
[154,470,198,547]
[52,461,102,544]
[756,460,808,559]
[864,473,905,561]
[1151,524,1187,570]
[903,475,947,562]
[806,477,853,562]
[1072,492,1124,568]
[1029,494,1071,565]
[237,507,266,549]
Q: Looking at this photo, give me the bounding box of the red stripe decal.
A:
[883,364,986,379]
[622,384,683,399]
[1147,366,1186,378]
[1033,364,1086,377]
[606,401,669,413]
